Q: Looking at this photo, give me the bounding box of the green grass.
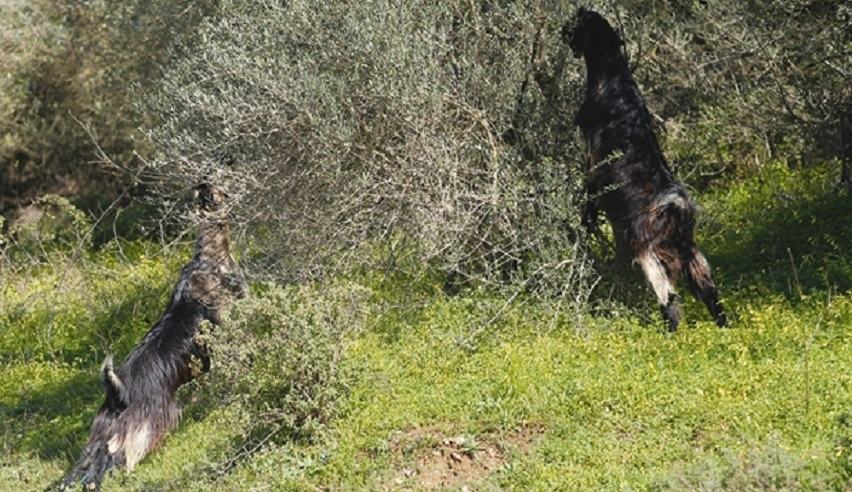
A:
[327,292,849,490]
[1,163,850,490]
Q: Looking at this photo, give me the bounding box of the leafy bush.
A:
[653,437,835,491]
[143,0,600,318]
[4,0,846,318]
[2,195,91,263]
[141,0,850,308]
[0,0,216,212]
[612,1,850,179]
[196,282,371,451]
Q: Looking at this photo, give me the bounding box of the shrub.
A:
[611,1,850,179]
[0,0,216,212]
[141,0,850,306]
[196,282,371,452]
[653,437,835,491]
[1,195,91,267]
[142,0,599,317]
[10,195,89,244]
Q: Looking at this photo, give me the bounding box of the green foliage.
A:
[1,1,850,488]
[3,195,92,262]
[620,0,851,179]
[0,0,216,212]
[138,0,850,308]
[3,0,848,215]
[0,164,850,490]
[701,162,852,298]
[834,412,852,485]
[143,0,598,303]
[197,282,372,444]
[652,437,834,491]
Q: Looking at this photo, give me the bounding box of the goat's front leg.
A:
[581,187,600,236]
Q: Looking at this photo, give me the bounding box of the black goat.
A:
[563,8,726,331]
[60,184,246,490]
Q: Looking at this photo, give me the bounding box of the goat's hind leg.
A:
[683,248,727,327]
[636,249,680,332]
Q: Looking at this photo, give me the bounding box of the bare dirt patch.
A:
[383,424,542,490]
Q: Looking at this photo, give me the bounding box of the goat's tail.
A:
[58,357,124,490]
[683,247,727,327]
[101,355,129,410]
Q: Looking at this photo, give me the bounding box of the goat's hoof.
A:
[661,299,680,333]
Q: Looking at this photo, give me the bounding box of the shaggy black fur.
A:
[59,184,245,491]
[563,8,726,331]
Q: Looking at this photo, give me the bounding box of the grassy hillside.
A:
[1,163,850,490]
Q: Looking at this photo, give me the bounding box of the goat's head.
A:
[562,8,624,59]
[194,182,227,214]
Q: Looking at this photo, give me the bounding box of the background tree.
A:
[0,0,216,214]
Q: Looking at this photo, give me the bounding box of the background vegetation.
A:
[1,0,850,490]
[0,0,215,213]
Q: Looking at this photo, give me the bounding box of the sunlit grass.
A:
[1,164,849,490]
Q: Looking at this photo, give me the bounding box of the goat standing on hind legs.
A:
[60,183,246,491]
[562,8,726,331]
